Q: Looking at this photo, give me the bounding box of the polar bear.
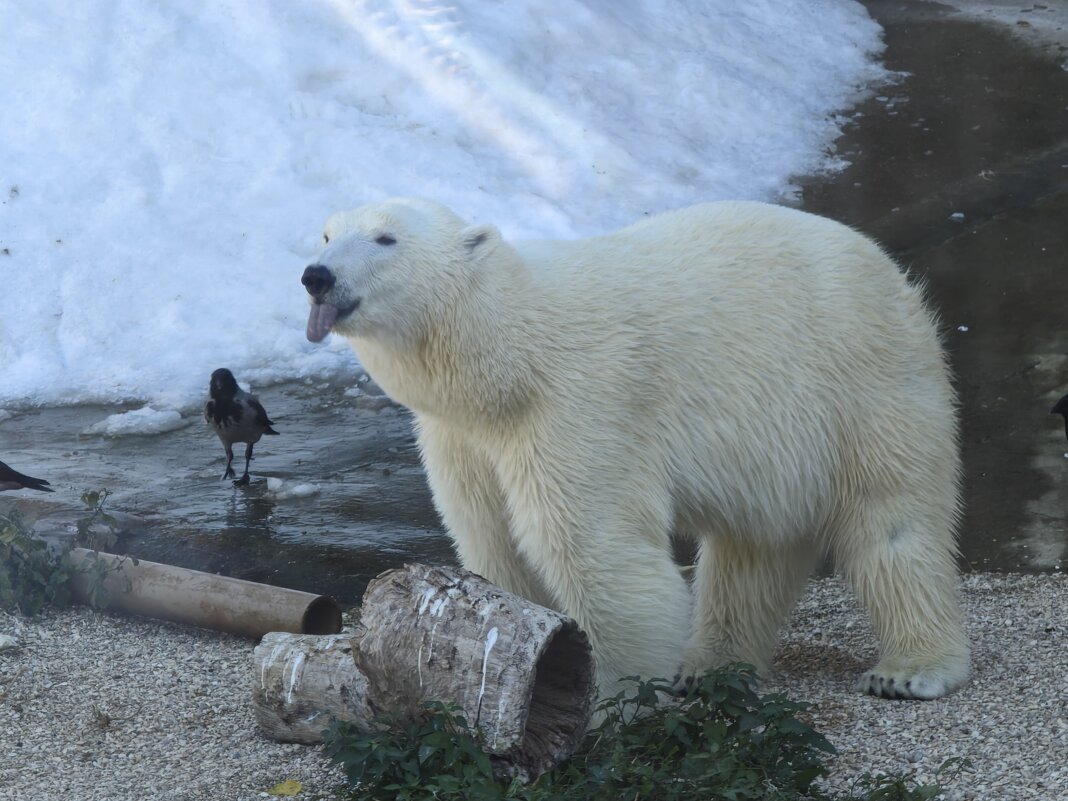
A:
[301,197,970,700]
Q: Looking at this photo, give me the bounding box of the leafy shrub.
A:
[551,666,833,801]
[0,505,72,615]
[0,489,128,615]
[323,665,962,801]
[844,758,971,801]
[323,701,504,801]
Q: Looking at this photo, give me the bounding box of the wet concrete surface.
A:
[801,0,1068,571]
[2,0,1066,607]
[0,378,451,606]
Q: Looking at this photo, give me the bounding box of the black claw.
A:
[668,673,695,697]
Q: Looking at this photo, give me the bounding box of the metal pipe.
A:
[67,548,342,637]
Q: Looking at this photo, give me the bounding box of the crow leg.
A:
[223,445,236,480]
[233,442,254,486]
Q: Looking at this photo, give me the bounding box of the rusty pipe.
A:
[67,548,342,638]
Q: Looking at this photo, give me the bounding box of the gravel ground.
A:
[766,573,1068,801]
[1,571,1066,800]
[0,608,347,801]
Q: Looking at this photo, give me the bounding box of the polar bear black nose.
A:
[302,265,335,300]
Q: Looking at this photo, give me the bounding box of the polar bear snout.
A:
[303,264,358,343]
[301,264,336,301]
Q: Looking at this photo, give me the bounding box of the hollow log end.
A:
[360,564,597,782]
[499,619,595,782]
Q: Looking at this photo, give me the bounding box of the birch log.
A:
[251,563,596,781]
[254,632,375,744]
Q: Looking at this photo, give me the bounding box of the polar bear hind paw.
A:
[858,658,969,700]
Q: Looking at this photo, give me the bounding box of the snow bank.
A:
[0,0,886,409]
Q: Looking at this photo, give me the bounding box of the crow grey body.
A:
[204,368,279,485]
[0,460,53,492]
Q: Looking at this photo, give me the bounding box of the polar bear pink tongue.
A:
[306,302,339,343]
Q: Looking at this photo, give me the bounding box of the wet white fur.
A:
[315,197,970,700]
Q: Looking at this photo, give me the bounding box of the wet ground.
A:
[1,0,1066,606]
[800,0,1068,572]
[0,379,450,606]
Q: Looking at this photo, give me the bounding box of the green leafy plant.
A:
[75,489,121,551]
[844,758,971,801]
[70,489,134,608]
[0,489,130,615]
[536,666,833,801]
[0,506,72,615]
[323,701,505,801]
[322,665,962,801]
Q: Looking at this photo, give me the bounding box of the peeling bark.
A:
[251,564,595,780]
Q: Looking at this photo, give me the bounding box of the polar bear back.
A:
[504,201,955,543]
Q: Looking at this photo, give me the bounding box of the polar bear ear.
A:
[460,223,501,262]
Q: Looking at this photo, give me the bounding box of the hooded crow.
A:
[204,368,279,486]
[1052,393,1068,442]
[0,460,53,492]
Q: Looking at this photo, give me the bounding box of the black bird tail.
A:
[0,460,54,492]
[10,472,53,492]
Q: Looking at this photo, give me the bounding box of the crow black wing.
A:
[249,397,279,435]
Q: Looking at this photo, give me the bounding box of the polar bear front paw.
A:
[673,648,721,694]
[858,657,969,700]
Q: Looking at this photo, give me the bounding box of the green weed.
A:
[0,489,129,615]
[323,665,966,801]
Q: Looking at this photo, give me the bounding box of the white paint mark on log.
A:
[286,651,307,705]
[418,587,437,615]
[261,640,289,701]
[494,695,509,748]
[321,634,345,650]
[428,620,440,663]
[430,596,449,617]
[477,626,499,705]
[417,643,424,687]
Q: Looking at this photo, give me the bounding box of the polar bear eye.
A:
[322,233,330,244]
[375,234,397,246]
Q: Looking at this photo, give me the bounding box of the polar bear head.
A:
[302,197,501,344]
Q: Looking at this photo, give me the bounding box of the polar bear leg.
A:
[417,420,555,609]
[835,502,970,700]
[682,535,817,682]
[525,529,691,695]
[498,466,691,693]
